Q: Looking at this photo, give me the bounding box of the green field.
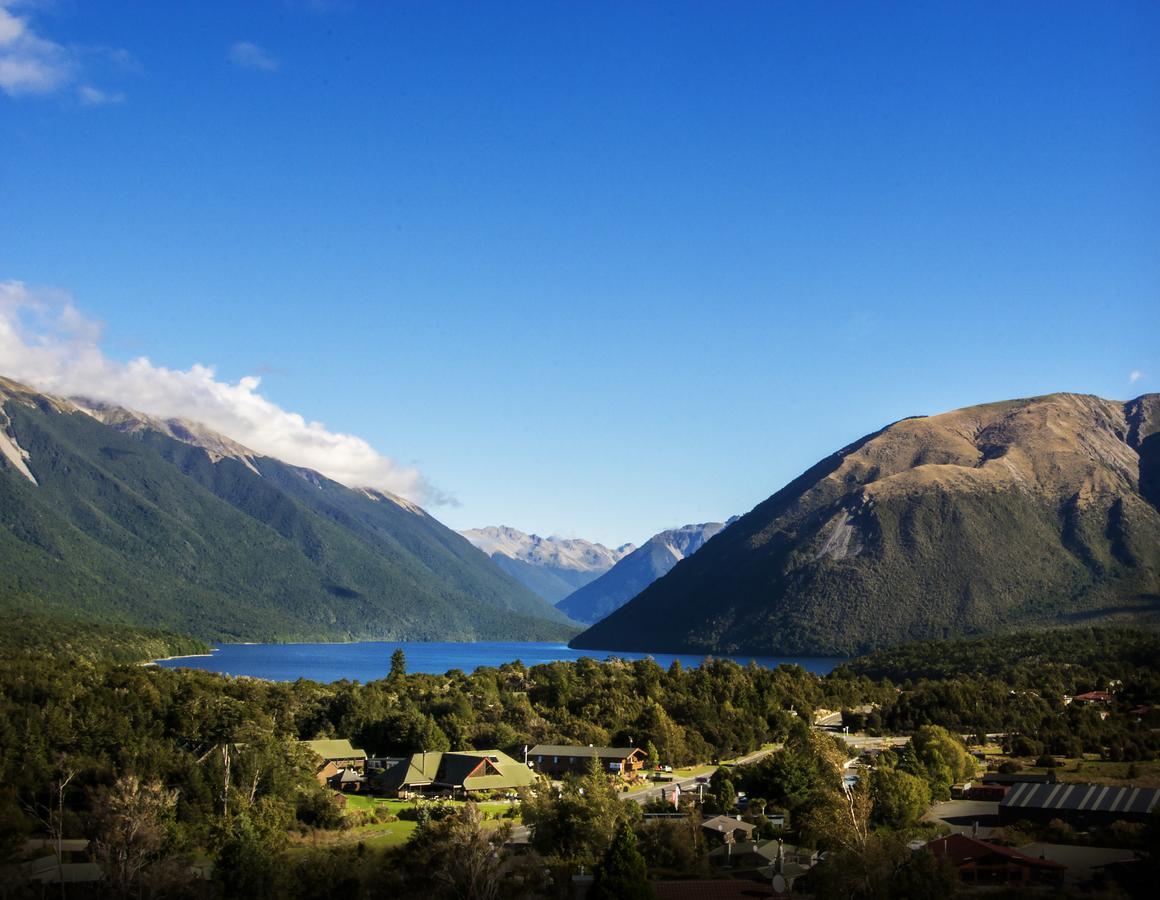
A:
[287,794,523,852]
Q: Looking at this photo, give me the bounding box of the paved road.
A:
[630,745,780,806]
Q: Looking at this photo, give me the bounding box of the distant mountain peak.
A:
[460,526,636,604]
[556,520,732,625]
[460,525,635,570]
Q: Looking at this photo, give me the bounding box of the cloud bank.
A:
[0,280,439,504]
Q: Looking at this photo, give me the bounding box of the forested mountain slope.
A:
[0,376,576,642]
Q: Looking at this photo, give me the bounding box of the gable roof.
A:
[302,739,367,761]
[926,834,1064,870]
[529,744,643,760]
[1073,691,1113,702]
[376,752,443,790]
[376,749,535,792]
[701,815,756,834]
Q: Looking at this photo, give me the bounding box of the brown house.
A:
[302,739,368,772]
[314,760,341,786]
[303,738,367,789]
[528,744,646,779]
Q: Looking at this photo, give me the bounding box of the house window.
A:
[569,757,575,764]
[553,756,558,763]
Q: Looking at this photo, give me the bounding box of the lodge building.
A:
[528,744,647,779]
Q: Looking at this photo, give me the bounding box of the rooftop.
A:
[529,744,642,759]
[302,738,367,761]
[1000,782,1160,815]
[927,834,1064,870]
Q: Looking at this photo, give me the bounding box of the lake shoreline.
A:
[152,639,846,682]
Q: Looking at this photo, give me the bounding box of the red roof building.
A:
[1072,691,1113,705]
[926,834,1065,887]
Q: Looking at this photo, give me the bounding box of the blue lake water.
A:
[153,641,845,682]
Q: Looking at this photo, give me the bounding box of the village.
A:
[9,633,1157,897]
[284,701,1157,898]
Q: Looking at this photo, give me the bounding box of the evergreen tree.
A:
[589,820,654,900]
[708,766,736,813]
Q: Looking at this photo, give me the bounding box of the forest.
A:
[0,625,1156,897]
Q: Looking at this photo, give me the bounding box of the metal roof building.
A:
[999,781,1160,827]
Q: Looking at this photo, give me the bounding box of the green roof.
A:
[377,750,535,792]
[302,739,367,761]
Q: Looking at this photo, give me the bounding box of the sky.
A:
[1,0,1158,547]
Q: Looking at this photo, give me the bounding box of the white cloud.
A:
[77,84,123,106]
[1129,370,1144,384]
[0,3,73,96]
[0,280,442,504]
[229,41,279,72]
[0,2,129,101]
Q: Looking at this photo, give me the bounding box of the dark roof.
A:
[927,834,1064,870]
[529,744,643,760]
[1000,782,1160,816]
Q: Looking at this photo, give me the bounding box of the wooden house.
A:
[375,749,535,798]
[528,744,646,779]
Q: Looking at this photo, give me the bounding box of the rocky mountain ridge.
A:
[460,525,635,604]
[572,392,1160,655]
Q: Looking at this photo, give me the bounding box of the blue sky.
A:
[1,0,1158,546]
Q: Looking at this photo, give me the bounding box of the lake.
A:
[153,641,845,682]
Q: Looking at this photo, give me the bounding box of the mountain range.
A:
[459,525,635,604]
[572,392,1160,656]
[556,520,734,624]
[0,376,576,643]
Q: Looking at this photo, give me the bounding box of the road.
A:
[630,745,780,806]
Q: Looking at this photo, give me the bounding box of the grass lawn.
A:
[287,793,523,853]
[1047,759,1160,787]
[672,764,715,779]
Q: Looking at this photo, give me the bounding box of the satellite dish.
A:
[771,874,788,893]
